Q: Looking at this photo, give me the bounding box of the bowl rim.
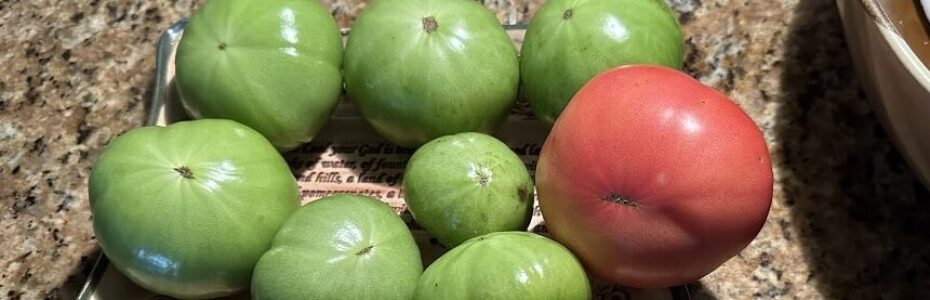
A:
[860,0,930,91]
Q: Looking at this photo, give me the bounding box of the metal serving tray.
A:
[77,19,690,300]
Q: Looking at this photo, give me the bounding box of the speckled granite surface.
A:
[2,0,930,299]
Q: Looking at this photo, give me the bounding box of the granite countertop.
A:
[3,0,930,299]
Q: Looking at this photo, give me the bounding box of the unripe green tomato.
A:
[344,0,519,147]
[251,195,423,300]
[403,132,534,247]
[175,0,344,151]
[414,232,591,300]
[90,119,299,299]
[521,0,683,125]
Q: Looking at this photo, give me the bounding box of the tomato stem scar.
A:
[478,174,490,186]
[563,9,573,20]
[422,16,438,33]
[174,166,195,179]
[603,193,637,207]
[356,245,374,256]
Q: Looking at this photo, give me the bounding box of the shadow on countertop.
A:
[778,0,930,298]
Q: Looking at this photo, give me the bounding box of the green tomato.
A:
[403,132,533,247]
[89,119,299,299]
[521,0,683,125]
[251,194,423,300]
[175,0,343,151]
[414,232,591,300]
[344,0,519,147]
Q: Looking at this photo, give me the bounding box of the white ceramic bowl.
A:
[838,0,930,187]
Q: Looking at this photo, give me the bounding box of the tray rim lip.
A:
[76,19,691,300]
[145,19,189,126]
[75,18,189,300]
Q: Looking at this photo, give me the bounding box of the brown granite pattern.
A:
[2,0,929,299]
[0,1,199,299]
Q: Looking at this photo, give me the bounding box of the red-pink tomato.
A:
[536,65,773,288]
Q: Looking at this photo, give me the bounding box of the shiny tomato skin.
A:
[536,65,773,288]
[343,0,519,148]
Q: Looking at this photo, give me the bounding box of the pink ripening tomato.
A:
[536,65,773,288]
